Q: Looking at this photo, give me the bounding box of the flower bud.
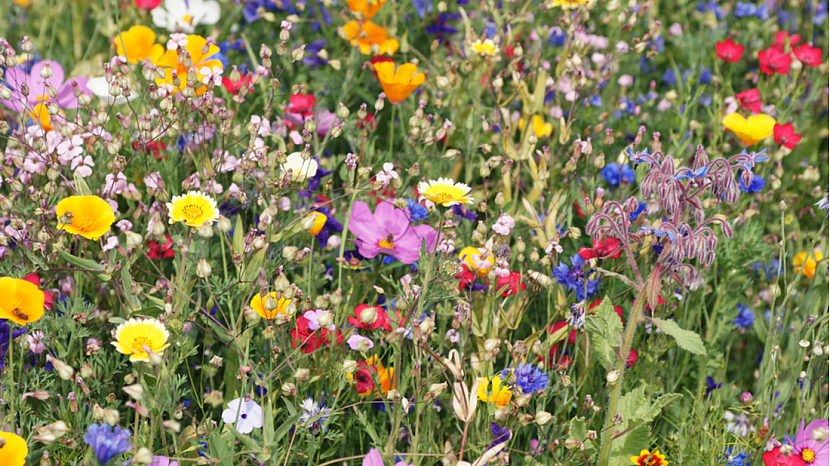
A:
[535,411,552,425]
[281,382,297,396]
[740,392,753,405]
[360,306,378,324]
[216,215,232,232]
[294,368,310,383]
[606,369,621,385]
[342,360,358,373]
[196,259,212,278]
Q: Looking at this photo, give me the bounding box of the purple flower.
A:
[303,39,329,67]
[0,320,27,368]
[0,60,91,113]
[149,457,180,466]
[490,422,511,447]
[83,423,132,465]
[705,376,722,397]
[348,201,441,264]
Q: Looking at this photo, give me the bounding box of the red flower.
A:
[578,237,622,260]
[792,44,824,67]
[146,234,174,259]
[641,295,666,313]
[357,113,378,131]
[770,31,801,52]
[290,316,336,353]
[134,0,162,9]
[222,74,253,95]
[23,274,54,311]
[762,447,806,466]
[773,123,801,149]
[626,349,638,367]
[287,94,317,116]
[455,265,478,291]
[735,88,764,113]
[758,48,792,75]
[369,55,395,78]
[496,272,526,297]
[353,366,376,394]
[548,321,578,345]
[715,39,744,62]
[574,202,586,218]
[132,141,168,161]
[347,304,390,331]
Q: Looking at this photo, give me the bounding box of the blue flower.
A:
[739,174,765,193]
[629,199,648,222]
[731,305,755,329]
[733,2,758,18]
[452,203,478,222]
[589,94,602,107]
[705,376,722,397]
[500,363,549,394]
[551,255,600,301]
[724,447,751,466]
[696,0,724,19]
[302,39,329,67]
[0,320,26,368]
[490,422,511,447]
[407,199,429,222]
[83,423,132,465]
[549,27,566,47]
[753,259,780,280]
[412,0,433,18]
[308,206,343,248]
[601,163,637,187]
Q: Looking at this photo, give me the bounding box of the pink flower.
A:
[346,335,375,352]
[492,213,515,236]
[0,61,91,113]
[27,332,46,354]
[348,201,441,264]
[71,155,95,178]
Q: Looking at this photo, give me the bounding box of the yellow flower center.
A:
[379,234,395,249]
[181,204,204,220]
[131,336,153,352]
[802,449,816,463]
[182,14,193,23]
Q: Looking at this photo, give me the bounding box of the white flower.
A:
[281,152,318,182]
[723,411,755,437]
[103,236,120,252]
[817,188,829,217]
[375,162,399,188]
[298,398,330,433]
[56,135,84,165]
[221,398,263,434]
[167,33,189,50]
[199,66,223,86]
[152,0,221,33]
[86,77,138,106]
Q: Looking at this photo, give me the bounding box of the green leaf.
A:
[74,171,93,196]
[652,317,707,355]
[233,214,245,256]
[569,417,596,457]
[584,296,624,369]
[266,411,303,449]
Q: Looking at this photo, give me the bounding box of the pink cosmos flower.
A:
[0,60,91,113]
[347,201,441,264]
[793,419,829,466]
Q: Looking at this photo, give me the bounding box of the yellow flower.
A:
[155,35,222,93]
[346,0,386,19]
[305,212,328,236]
[458,247,494,277]
[342,21,400,56]
[630,449,669,466]
[477,375,512,407]
[548,0,590,9]
[250,292,295,320]
[519,115,554,138]
[112,318,171,363]
[374,61,425,104]
[56,195,116,241]
[722,113,775,146]
[166,191,219,229]
[472,39,499,56]
[418,177,473,206]
[115,25,164,64]
[793,250,823,279]
[29,102,61,132]
[0,277,45,326]
[0,431,28,466]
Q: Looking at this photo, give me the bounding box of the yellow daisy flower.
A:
[631,449,669,466]
[418,178,473,207]
[0,277,45,325]
[548,0,590,9]
[250,292,295,320]
[112,318,171,363]
[792,250,823,279]
[56,195,116,241]
[472,39,499,56]
[477,375,512,407]
[722,113,775,146]
[0,431,28,466]
[166,191,219,229]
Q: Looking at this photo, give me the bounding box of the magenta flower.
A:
[0,60,91,113]
[793,418,829,466]
[348,201,440,264]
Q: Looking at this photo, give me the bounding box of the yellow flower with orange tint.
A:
[631,449,668,466]
[477,375,512,407]
[374,61,424,104]
[418,177,473,206]
[0,431,28,466]
[154,35,223,93]
[0,277,45,326]
[722,113,775,146]
[29,102,61,132]
[56,195,116,240]
[250,292,295,320]
[548,0,590,9]
[793,250,823,279]
[346,0,386,19]
[342,21,399,56]
[112,318,171,363]
[519,115,554,138]
[166,191,219,228]
[115,25,164,64]
[305,212,328,236]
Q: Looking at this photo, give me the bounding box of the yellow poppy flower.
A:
[0,431,28,466]
[112,318,171,363]
[548,0,590,8]
[115,26,164,64]
[477,375,512,407]
[374,61,424,104]
[722,113,775,146]
[346,0,386,19]
[793,250,823,279]
[458,247,494,277]
[342,21,400,56]
[418,177,473,206]
[29,102,61,132]
[630,449,669,466]
[166,191,219,229]
[472,39,499,56]
[56,195,116,241]
[305,212,328,236]
[250,292,295,320]
[154,35,223,93]
[519,115,554,138]
[0,277,45,325]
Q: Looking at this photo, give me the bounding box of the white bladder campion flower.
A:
[152,0,221,33]
[281,152,318,182]
[221,398,263,434]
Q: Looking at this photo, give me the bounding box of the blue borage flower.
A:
[499,363,550,394]
[551,254,600,301]
[731,305,755,329]
[739,173,766,193]
[83,423,132,465]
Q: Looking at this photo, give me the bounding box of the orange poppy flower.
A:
[342,21,399,56]
[154,35,223,93]
[346,0,386,19]
[0,277,46,325]
[373,61,425,104]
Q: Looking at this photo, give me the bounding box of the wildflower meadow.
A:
[0,0,828,464]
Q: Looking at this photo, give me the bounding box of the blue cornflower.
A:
[299,397,331,434]
[753,259,780,280]
[407,199,429,222]
[705,376,722,397]
[724,447,751,466]
[0,320,26,368]
[731,305,755,329]
[815,188,828,216]
[696,0,725,19]
[500,363,549,394]
[551,255,600,301]
[601,163,637,187]
[490,422,511,447]
[83,423,132,465]
[739,174,766,193]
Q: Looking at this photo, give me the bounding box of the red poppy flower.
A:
[773,123,801,149]
[455,265,478,291]
[496,272,526,297]
[548,321,578,345]
[222,74,253,95]
[758,48,792,75]
[287,94,317,116]
[353,366,376,394]
[762,447,806,466]
[735,88,764,113]
[347,304,390,331]
[290,316,330,353]
[146,234,174,259]
[715,39,744,62]
[792,44,824,67]
[574,202,587,218]
[369,55,395,78]
[588,299,625,324]
[578,237,622,260]
[626,349,638,367]
[641,295,666,313]
[134,0,162,9]
[133,141,168,161]
[23,274,54,311]
[770,31,801,52]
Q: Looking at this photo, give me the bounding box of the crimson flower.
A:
[146,234,174,259]
[357,113,378,131]
[290,315,340,353]
[455,265,478,291]
[762,447,806,466]
[626,349,638,367]
[222,74,253,95]
[578,237,622,259]
[793,44,824,67]
[23,274,54,311]
[735,88,764,113]
[758,47,793,75]
[715,39,744,62]
[542,344,572,369]
[773,123,801,149]
[287,94,317,116]
[496,272,526,297]
[133,141,168,161]
[770,31,801,52]
[134,0,162,9]
[347,304,389,331]
[548,321,578,345]
[353,366,376,394]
